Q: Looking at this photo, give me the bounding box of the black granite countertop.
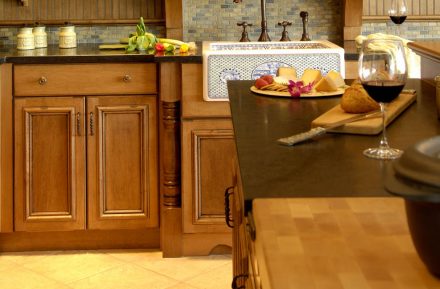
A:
[0,43,203,64]
[0,41,358,64]
[228,79,440,213]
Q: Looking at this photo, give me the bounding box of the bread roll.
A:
[340,83,380,113]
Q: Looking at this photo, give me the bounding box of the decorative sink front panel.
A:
[203,40,345,101]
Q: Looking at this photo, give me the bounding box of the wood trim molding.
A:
[0,228,159,252]
[0,64,13,233]
[343,0,363,40]
[164,0,183,39]
[0,19,165,26]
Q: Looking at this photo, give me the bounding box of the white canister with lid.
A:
[17,27,35,50]
[59,25,77,48]
[33,25,47,48]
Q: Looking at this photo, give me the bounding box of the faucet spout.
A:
[233,0,270,41]
[257,0,270,41]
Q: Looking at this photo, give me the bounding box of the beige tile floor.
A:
[0,250,232,289]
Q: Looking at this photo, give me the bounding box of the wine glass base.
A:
[363,147,403,160]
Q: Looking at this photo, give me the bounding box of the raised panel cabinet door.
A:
[182,119,236,233]
[14,97,86,232]
[87,96,158,230]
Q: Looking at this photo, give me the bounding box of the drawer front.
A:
[14,63,157,96]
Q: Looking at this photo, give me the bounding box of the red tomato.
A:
[255,78,269,89]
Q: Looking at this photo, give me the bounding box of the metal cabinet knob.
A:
[123,75,132,82]
[38,76,47,85]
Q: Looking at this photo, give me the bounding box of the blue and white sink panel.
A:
[203,40,345,101]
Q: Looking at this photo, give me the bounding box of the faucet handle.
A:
[237,22,253,42]
[278,21,292,41]
[300,11,311,41]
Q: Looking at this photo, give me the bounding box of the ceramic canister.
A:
[59,25,77,48]
[33,25,47,48]
[17,27,35,50]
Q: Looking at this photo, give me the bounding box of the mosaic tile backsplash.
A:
[0,0,439,47]
[361,21,440,39]
[0,24,165,46]
[183,0,343,43]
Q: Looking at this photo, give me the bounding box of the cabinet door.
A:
[14,97,86,232]
[87,96,158,230]
[182,119,236,233]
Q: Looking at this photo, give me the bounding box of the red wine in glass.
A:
[388,0,407,35]
[362,80,405,103]
[358,39,407,160]
[390,15,407,24]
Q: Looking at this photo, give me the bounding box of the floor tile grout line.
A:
[0,263,76,289]
[0,251,60,266]
[163,281,202,289]
[0,250,232,289]
[18,252,126,286]
[132,261,233,284]
[64,263,131,286]
[125,260,186,284]
[99,251,233,285]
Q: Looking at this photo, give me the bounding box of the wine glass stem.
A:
[379,102,390,149]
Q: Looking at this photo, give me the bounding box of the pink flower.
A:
[287,80,314,98]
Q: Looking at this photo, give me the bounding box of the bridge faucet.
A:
[233,0,270,42]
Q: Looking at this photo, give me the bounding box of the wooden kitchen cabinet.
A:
[172,63,234,255]
[182,118,235,234]
[14,97,86,232]
[87,96,158,230]
[13,63,158,234]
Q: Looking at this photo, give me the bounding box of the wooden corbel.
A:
[19,0,29,6]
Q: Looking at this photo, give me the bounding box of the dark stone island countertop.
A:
[0,43,203,64]
[228,79,440,213]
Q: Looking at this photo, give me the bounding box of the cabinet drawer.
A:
[14,63,157,96]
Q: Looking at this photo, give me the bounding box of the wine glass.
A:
[358,39,407,160]
[388,0,408,35]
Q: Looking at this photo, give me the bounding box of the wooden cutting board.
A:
[252,198,440,289]
[98,44,127,50]
[311,91,416,135]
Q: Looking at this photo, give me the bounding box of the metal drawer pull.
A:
[123,74,132,82]
[231,274,248,289]
[76,112,81,136]
[38,76,47,85]
[89,112,94,136]
[224,186,234,228]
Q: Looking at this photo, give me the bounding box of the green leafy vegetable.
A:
[126,17,154,53]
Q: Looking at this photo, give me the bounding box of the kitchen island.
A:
[227,79,440,287]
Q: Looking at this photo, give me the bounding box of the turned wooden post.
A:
[162,101,181,207]
[160,62,183,257]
